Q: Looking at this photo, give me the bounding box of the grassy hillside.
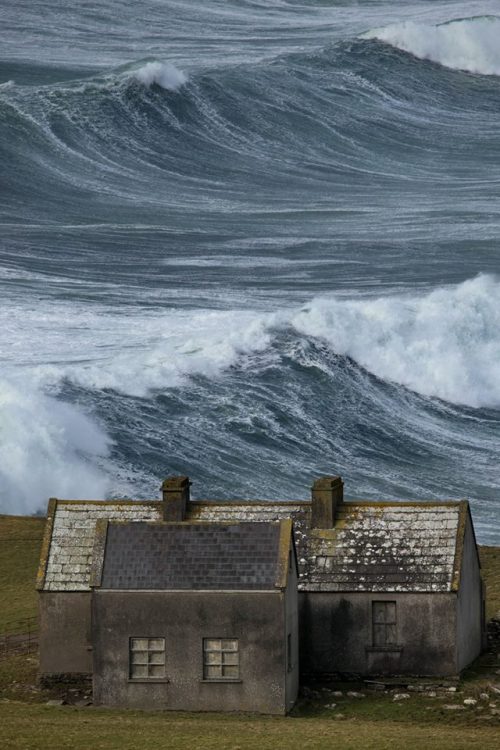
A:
[0,514,499,750]
[480,545,500,619]
[0,515,45,631]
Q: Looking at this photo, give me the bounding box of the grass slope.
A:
[0,515,44,631]
[0,515,499,750]
[2,702,500,750]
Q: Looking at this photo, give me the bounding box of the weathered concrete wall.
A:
[92,590,290,714]
[456,517,483,671]
[285,543,299,712]
[300,591,456,677]
[39,592,92,676]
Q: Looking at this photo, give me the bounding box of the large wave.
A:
[2,276,500,409]
[362,16,500,76]
[292,275,500,409]
[0,377,111,515]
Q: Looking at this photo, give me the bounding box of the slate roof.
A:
[37,496,469,595]
[188,501,465,593]
[37,500,160,592]
[94,521,284,591]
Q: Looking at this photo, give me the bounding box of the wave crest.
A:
[291,275,500,408]
[362,16,500,76]
[133,61,187,90]
[2,277,500,410]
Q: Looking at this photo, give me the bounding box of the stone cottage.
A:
[36,474,486,710]
[90,519,298,714]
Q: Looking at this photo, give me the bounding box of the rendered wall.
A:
[285,544,299,711]
[456,516,484,671]
[38,592,92,676]
[299,591,456,677]
[92,590,292,714]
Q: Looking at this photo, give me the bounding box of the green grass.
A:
[0,515,44,631]
[0,515,499,750]
[480,546,500,620]
[1,701,499,750]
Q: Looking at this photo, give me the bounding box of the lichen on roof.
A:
[38,497,465,594]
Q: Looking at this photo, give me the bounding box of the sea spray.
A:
[291,275,500,408]
[0,378,111,514]
[133,61,187,91]
[2,277,500,408]
[362,16,500,76]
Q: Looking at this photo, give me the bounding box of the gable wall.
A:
[456,514,484,671]
[285,539,299,711]
[39,591,92,677]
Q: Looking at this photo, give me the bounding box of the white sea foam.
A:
[362,16,500,76]
[0,304,273,398]
[0,377,111,515]
[133,61,187,91]
[291,275,500,408]
[2,276,499,424]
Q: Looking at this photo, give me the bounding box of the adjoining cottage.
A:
[37,474,486,706]
[90,519,298,714]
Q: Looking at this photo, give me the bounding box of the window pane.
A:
[149,638,165,651]
[374,603,389,624]
[131,638,148,651]
[223,652,239,666]
[385,603,397,624]
[221,639,238,651]
[222,665,239,678]
[131,664,148,678]
[204,639,221,652]
[149,651,165,665]
[204,665,222,679]
[386,623,397,644]
[149,664,165,678]
[131,651,148,665]
[205,651,221,665]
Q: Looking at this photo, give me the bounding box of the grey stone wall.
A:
[39,592,92,676]
[456,515,483,670]
[285,542,299,711]
[300,591,457,677]
[92,590,292,714]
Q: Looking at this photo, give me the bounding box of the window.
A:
[129,637,165,679]
[203,638,239,680]
[372,601,397,647]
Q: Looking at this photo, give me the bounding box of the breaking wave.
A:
[132,61,187,91]
[3,276,500,409]
[292,275,500,408]
[362,16,500,76]
[0,378,112,515]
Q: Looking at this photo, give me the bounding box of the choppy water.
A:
[1,1,500,542]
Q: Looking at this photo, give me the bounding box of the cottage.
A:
[37,474,486,708]
[90,519,298,714]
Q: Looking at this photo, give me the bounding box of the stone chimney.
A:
[311,476,344,529]
[161,475,191,521]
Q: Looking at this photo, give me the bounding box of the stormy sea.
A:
[1,1,500,543]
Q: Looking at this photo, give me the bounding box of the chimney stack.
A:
[311,476,344,529]
[161,475,191,521]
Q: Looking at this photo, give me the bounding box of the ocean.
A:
[1,0,500,542]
